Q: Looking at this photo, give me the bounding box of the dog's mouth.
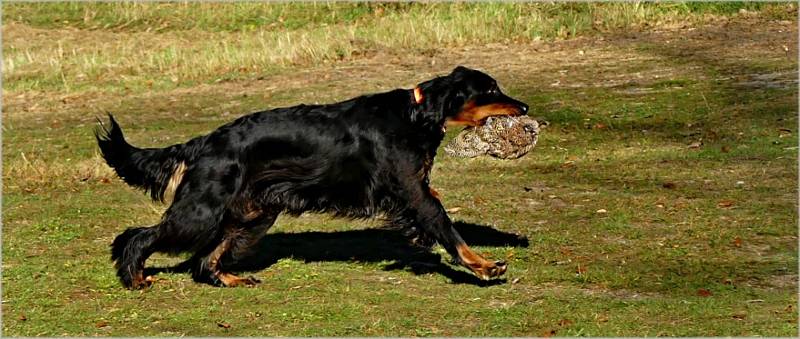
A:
[446,102,527,127]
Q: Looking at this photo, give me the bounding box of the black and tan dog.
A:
[96,66,528,289]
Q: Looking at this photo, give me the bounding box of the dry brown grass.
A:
[5,2,793,94]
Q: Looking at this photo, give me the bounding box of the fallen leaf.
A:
[697,288,712,297]
[541,329,557,337]
[576,265,587,274]
[217,322,231,329]
[100,177,111,184]
[525,198,542,206]
[19,314,27,321]
[96,320,109,328]
[445,207,461,213]
[732,313,746,320]
[505,250,517,260]
[721,145,730,153]
[732,237,742,247]
[717,200,735,208]
[559,319,573,327]
[662,182,676,189]
[549,198,568,208]
[593,123,607,129]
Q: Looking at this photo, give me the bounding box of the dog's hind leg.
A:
[111,226,161,289]
[111,205,227,289]
[217,209,280,287]
[191,207,279,287]
[112,161,243,289]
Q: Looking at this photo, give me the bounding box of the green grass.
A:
[3,2,798,337]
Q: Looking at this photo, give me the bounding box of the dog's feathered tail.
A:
[95,113,196,202]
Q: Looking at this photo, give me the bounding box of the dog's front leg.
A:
[406,186,507,280]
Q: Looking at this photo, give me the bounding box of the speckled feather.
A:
[444,115,540,159]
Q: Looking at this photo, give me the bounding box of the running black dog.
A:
[96,66,528,289]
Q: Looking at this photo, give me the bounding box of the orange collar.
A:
[413,87,424,104]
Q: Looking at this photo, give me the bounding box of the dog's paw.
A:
[218,273,261,287]
[469,260,508,280]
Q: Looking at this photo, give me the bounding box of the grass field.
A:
[3,2,798,336]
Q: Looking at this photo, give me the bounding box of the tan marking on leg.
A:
[417,155,433,180]
[130,270,152,289]
[217,272,260,287]
[207,237,231,272]
[241,202,263,222]
[243,210,261,221]
[163,161,187,203]
[456,243,507,280]
[429,187,441,200]
[206,228,260,287]
[456,243,486,267]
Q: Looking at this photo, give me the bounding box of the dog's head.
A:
[411,66,528,129]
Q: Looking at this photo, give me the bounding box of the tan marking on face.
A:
[164,161,187,203]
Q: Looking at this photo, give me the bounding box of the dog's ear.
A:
[451,66,471,75]
[412,75,464,128]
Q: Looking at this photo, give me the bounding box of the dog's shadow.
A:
[153,222,529,287]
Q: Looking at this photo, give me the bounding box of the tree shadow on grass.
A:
[146,221,529,287]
